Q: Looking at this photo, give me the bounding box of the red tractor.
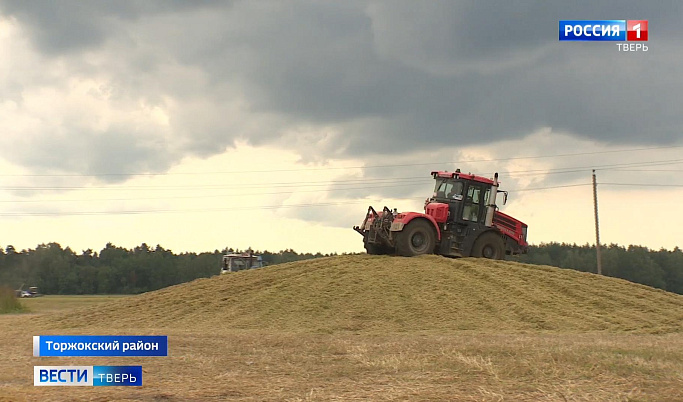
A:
[353,170,528,259]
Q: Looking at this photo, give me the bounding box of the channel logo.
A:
[627,20,648,41]
[34,366,142,386]
[559,20,648,41]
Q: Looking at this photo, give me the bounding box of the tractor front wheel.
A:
[471,232,505,260]
[396,220,436,257]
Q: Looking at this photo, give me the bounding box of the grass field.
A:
[1,255,682,401]
[19,294,129,313]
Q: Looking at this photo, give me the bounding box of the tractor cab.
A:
[430,169,505,226]
[220,253,264,274]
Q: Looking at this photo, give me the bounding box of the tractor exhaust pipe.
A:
[485,172,499,227]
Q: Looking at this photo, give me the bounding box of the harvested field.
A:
[1,255,682,401]
[36,255,683,333]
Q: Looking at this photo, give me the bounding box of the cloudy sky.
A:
[1,1,682,254]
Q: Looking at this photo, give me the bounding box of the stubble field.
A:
[1,255,682,401]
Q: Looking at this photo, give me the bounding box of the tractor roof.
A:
[431,170,495,185]
[223,253,261,258]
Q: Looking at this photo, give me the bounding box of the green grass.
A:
[19,294,129,313]
[0,286,25,314]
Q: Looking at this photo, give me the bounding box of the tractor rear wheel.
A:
[396,220,436,257]
[471,232,505,260]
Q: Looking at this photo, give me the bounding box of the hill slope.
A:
[39,255,683,333]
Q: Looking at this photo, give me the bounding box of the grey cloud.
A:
[9,128,174,184]
[367,1,683,68]
[83,129,175,180]
[1,0,682,183]
[162,0,683,156]
[0,0,222,53]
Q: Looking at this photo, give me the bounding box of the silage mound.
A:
[39,255,683,333]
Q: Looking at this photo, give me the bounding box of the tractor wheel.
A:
[396,220,436,257]
[471,232,505,260]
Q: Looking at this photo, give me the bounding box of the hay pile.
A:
[40,255,683,333]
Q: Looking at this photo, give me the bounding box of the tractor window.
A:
[448,181,464,199]
[230,259,247,271]
[434,180,450,198]
[434,180,464,200]
[480,188,491,223]
[462,185,482,221]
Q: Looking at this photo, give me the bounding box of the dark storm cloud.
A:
[157,0,683,154]
[0,0,221,53]
[1,0,682,179]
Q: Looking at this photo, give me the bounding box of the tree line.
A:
[516,243,683,295]
[0,242,681,295]
[0,243,333,295]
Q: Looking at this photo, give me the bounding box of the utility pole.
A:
[592,169,602,275]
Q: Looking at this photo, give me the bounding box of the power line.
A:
[2,153,681,216]
[507,183,592,192]
[0,181,597,205]
[3,158,682,191]
[0,178,426,191]
[501,158,683,176]
[0,182,431,204]
[3,179,680,217]
[1,160,680,206]
[1,145,682,177]
[607,169,683,172]
[0,199,382,217]
[600,183,683,187]
[0,183,605,216]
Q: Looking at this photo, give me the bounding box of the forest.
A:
[517,243,683,294]
[0,242,681,295]
[0,243,331,295]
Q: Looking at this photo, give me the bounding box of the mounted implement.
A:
[353,170,528,259]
